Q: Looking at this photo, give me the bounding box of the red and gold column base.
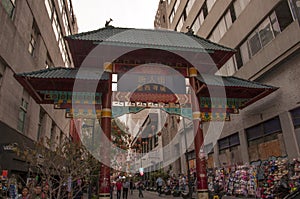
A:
[197,189,209,199]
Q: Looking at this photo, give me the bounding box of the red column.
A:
[189,67,208,199]
[99,63,113,199]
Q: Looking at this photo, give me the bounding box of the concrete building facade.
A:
[155,0,300,170]
[0,0,77,178]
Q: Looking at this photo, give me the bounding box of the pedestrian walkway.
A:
[108,189,198,199]
[110,189,170,199]
[86,191,256,199]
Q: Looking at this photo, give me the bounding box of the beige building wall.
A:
[0,0,77,169]
[155,0,300,167]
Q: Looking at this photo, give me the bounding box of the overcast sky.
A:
[72,0,160,33]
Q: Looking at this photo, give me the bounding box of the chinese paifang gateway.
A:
[15,26,277,199]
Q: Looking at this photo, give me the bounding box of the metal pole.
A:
[183,117,192,199]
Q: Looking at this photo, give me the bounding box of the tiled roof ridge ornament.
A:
[186,26,194,36]
[105,18,113,28]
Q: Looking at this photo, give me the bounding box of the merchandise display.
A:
[207,157,300,198]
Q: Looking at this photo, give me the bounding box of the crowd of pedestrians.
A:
[1,179,84,199]
[110,178,144,199]
[110,173,194,199]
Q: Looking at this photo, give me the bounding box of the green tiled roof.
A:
[15,67,109,80]
[66,26,234,53]
[197,74,277,89]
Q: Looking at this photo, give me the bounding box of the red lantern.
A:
[164,123,168,127]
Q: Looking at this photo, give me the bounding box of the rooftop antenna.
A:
[105,18,113,27]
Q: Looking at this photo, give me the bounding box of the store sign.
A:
[2,170,8,178]
[2,143,18,152]
[118,74,185,94]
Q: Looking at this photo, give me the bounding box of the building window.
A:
[218,133,240,151]
[246,117,282,141]
[112,73,118,91]
[191,3,206,33]
[236,0,294,69]
[58,0,64,13]
[224,9,233,29]
[37,108,46,141]
[2,0,15,18]
[232,0,250,19]
[169,0,180,24]
[206,0,216,12]
[202,1,208,19]
[229,3,236,23]
[275,0,294,31]
[240,41,250,65]
[291,107,300,129]
[62,9,70,35]
[175,13,185,31]
[28,21,39,56]
[44,0,53,19]
[18,98,28,133]
[259,18,275,47]
[235,48,243,69]
[52,12,61,41]
[218,133,241,165]
[186,0,195,15]
[246,117,285,161]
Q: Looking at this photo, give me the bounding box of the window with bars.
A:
[291,107,300,129]
[246,117,282,142]
[2,0,15,18]
[218,133,240,151]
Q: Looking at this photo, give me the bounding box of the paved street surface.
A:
[83,191,257,199]
[111,190,175,199]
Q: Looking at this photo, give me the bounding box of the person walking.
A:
[122,180,129,199]
[129,180,133,195]
[17,186,30,199]
[110,181,115,199]
[31,184,43,199]
[116,180,122,199]
[138,181,144,198]
[156,176,164,196]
